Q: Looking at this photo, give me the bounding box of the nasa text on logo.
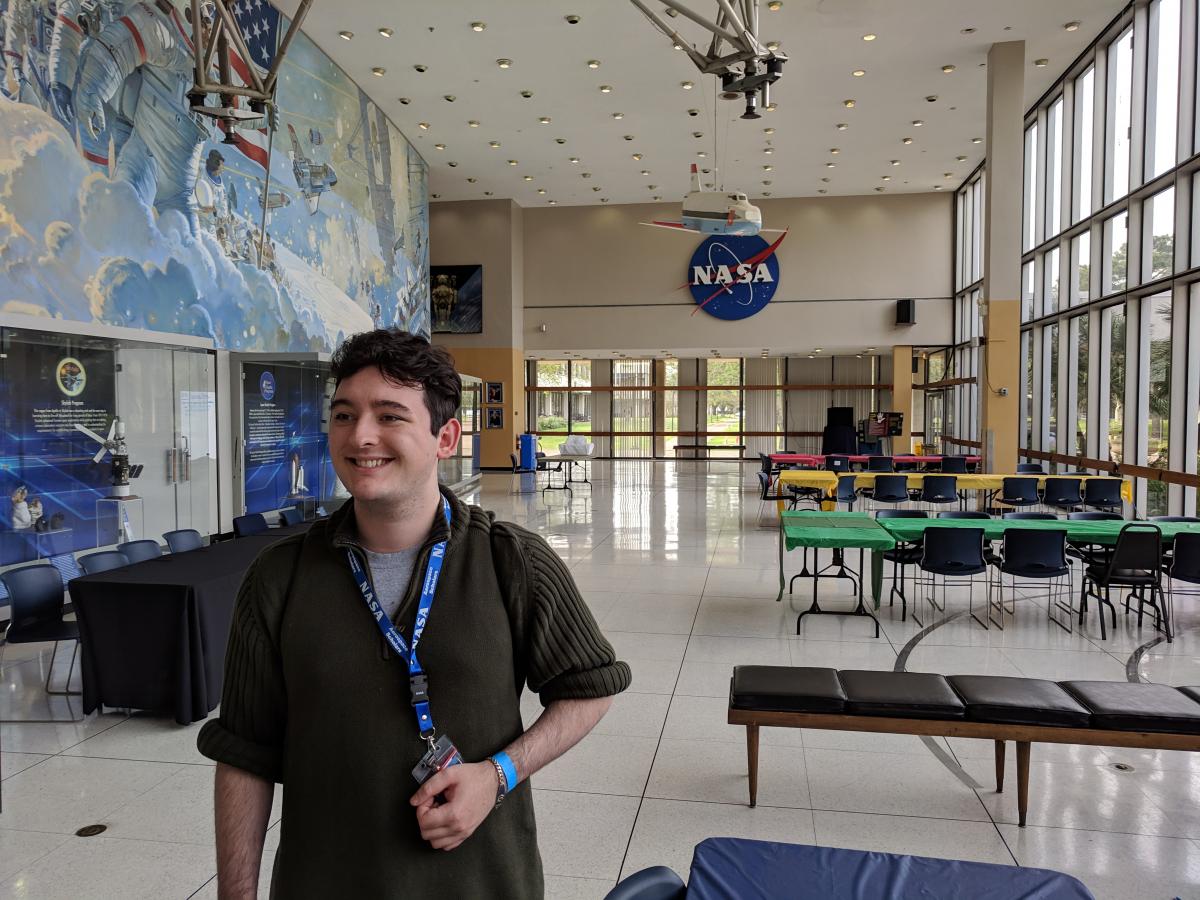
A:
[56,358,87,397]
[260,371,276,401]
[687,235,781,320]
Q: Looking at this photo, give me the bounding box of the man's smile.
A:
[349,457,395,469]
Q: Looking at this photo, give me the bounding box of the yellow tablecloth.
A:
[777,471,1134,503]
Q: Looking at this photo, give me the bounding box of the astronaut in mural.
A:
[73,0,212,234]
[431,272,457,330]
[2,0,55,107]
[195,149,234,243]
[45,0,135,164]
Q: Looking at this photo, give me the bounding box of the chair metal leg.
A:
[44,640,82,696]
[0,639,85,723]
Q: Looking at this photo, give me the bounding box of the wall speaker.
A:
[896,298,916,325]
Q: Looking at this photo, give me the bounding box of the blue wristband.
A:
[491,751,518,792]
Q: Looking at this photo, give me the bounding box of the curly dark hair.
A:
[330,330,462,433]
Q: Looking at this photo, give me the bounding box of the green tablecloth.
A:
[780,511,898,551]
[876,517,1200,546]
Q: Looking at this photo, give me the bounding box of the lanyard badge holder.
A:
[348,497,463,791]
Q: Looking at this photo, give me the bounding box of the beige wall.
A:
[520,193,954,355]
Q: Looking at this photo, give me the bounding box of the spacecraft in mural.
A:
[286,122,338,215]
[257,178,292,213]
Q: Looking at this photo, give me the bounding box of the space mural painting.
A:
[0,0,429,350]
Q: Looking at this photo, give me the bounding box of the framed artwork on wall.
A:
[431,265,484,334]
[485,407,504,430]
[485,382,504,404]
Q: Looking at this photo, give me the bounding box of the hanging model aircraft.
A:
[641,165,785,237]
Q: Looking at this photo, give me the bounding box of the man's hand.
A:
[409,761,497,851]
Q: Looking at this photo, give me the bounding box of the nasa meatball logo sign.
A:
[687,235,781,320]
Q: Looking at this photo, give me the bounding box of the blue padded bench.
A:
[728,666,1200,826]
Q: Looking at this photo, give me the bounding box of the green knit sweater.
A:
[197,489,631,898]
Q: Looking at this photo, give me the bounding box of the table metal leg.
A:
[795,545,880,638]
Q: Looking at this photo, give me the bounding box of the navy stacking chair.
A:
[117,539,162,563]
[1082,478,1124,513]
[938,511,990,519]
[939,456,969,474]
[1002,512,1058,520]
[916,526,987,627]
[920,475,959,511]
[876,509,928,621]
[78,550,130,575]
[866,456,894,473]
[987,528,1072,632]
[0,564,83,719]
[280,507,304,526]
[1164,533,1200,640]
[998,477,1040,510]
[869,474,910,511]
[756,471,798,526]
[834,474,858,511]
[233,513,269,537]
[163,529,203,553]
[1151,516,1200,522]
[1042,478,1083,514]
[824,455,851,474]
[1016,463,1045,474]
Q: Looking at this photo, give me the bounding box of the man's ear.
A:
[436,418,462,459]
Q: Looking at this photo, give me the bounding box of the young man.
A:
[198,330,630,898]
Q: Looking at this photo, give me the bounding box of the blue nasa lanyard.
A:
[347,495,451,744]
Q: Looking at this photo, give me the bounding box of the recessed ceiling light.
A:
[414,64,427,73]
[881,175,891,181]
[398,97,411,105]
[378,27,393,38]
[696,151,707,157]
[836,123,849,130]
[762,191,771,196]
[467,177,477,183]
[371,67,386,77]
[548,200,557,205]
[612,112,624,119]
[767,0,782,10]
[483,191,493,196]
[852,69,865,77]
[942,64,956,73]
[640,169,650,175]
[1034,58,1048,67]
[960,27,976,35]
[681,81,694,90]
[443,94,455,101]
[902,137,913,144]
[470,21,486,32]
[431,193,440,199]
[497,59,512,68]
[488,140,500,148]
[581,172,591,178]
[862,33,876,41]
[956,155,967,161]
[468,120,480,127]
[555,137,566,144]
[820,177,830,182]
[632,153,643,160]
[569,156,580,163]
[874,186,885,192]
[762,179,772,185]
[825,162,836,168]
[762,164,773,171]
[338,30,353,40]
[418,122,430,130]
[808,354,815,359]
[764,127,775,134]
[843,99,856,108]
[1064,21,1080,31]
[591,186,602,192]
[766,41,780,50]
[829,148,840,154]
[764,102,777,111]
[934,185,943,190]
[912,119,924,126]
[943,172,954,178]
[538,116,551,124]
[647,184,656,189]
[653,195,661,200]
[537,189,547,195]
[763,147,773,154]
[587,59,601,68]
[523,175,533,181]
[565,14,580,24]
[447,161,458,167]
[435,144,446,151]
[890,159,900,165]
[624,134,635,141]
[599,84,612,93]
[818,189,828,194]
[507,159,518,165]
[971,137,983,143]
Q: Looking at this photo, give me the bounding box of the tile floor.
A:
[1,461,1198,898]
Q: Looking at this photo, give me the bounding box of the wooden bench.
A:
[728,666,1200,826]
[673,444,747,459]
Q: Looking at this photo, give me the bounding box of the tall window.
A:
[1047,323,1060,454]
[1024,123,1039,251]
[1146,0,1181,180]
[1105,28,1133,203]
[1022,261,1035,321]
[1143,294,1173,515]
[533,360,591,454]
[1072,232,1091,306]
[1074,66,1096,223]
[1071,315,1090,455]
[1022,331,1034,449]
[1046,96,1065,238]
[704,358,743,459]
[1103,305,1126,465]
[1044,247,1061,314]
[1103,212,1129,295]
[612,359,653,458]
[1145,187,1175,282]
[662,360,679,456]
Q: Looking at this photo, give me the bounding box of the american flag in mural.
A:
[218,0,281,169]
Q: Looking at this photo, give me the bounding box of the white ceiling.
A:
[275,0,1125,207]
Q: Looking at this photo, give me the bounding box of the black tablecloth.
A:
[69,525,309,724]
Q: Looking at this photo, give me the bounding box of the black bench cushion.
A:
[730,666,845,713]
[948,675,1092,728]
[1062,681,1200,734]
[838,670,965,719]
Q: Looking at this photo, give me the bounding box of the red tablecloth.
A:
[769,453,981,466]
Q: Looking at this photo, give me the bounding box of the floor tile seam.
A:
[639,792,814,812]
[185,874,219,899]
[0,753,55,781]
[0,823,84,837]
[55,752,215,768]
[985,817,1200,839]
[0,832,74,887]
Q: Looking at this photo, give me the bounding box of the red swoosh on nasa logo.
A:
[689,229,788,316]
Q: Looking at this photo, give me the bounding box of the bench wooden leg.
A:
[746,724,760,808]
[1016,741,1031,827]
[994,740,1005,793]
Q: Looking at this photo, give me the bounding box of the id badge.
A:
[412,733,462,788]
